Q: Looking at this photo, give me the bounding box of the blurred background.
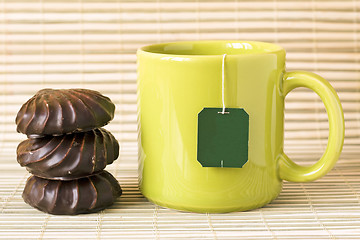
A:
[0,1,359,239]
[0,0,358,170]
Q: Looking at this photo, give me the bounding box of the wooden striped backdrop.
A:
[0,1,359,239]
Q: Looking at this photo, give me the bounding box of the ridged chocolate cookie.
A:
[17,128,119,180]
[22,171,122,215]
[16,88,115,137]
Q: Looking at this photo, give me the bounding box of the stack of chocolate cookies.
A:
[15,89,122,215]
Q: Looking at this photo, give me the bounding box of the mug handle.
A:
[278,71,345,182]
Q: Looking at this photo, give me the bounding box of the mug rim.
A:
[138,40,285,58]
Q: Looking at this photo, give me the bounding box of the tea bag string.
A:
[219,53,229,114]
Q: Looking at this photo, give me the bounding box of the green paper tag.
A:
[197,108,249,168]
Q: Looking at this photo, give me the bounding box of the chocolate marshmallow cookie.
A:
[22,171,122,215]
[17,128,119,180]
[16,89,115,137]
[16,88,121,215]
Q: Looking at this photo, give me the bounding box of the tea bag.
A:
[197,108,249,168]
[197,54,249,168]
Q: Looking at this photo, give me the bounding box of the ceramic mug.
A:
[136,41,344,213]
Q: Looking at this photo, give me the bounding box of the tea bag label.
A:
[197,108,249,168]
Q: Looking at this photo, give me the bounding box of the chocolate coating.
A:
[17,128,119,180]
[16,88,115,137]
[23,171,122,215]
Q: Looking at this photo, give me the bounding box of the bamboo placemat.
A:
[1,0,360,239]
[1,147,360,239]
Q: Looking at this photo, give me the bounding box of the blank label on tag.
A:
[197,108,249,168]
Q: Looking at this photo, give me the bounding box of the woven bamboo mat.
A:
[1,144,360,240]
[1,0,360,238]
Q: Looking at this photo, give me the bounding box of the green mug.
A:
[136,41,344,213]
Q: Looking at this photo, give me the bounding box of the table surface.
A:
[1,145,360,240]
[0,0,358,238]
